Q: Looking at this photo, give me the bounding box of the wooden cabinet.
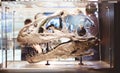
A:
[99,1,120,68]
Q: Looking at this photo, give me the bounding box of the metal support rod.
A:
[107,6,113,68]
[99,44,102,61]
[45,43,50,65]
[45,60,50,65]
[1,7,4,68]
[5,6,9,68]
[79,55,84,65]
[13,11,15,61]
[98,4,102,61]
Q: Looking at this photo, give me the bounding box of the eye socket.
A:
[77,26,86,36]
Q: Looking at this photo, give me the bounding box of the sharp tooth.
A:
[26,54,31,58]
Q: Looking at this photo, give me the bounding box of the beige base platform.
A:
[0,60,112,73]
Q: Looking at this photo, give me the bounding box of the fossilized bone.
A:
[17,10,99,63]
[26,37,99,63]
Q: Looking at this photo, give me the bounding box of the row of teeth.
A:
[25,43,56,58]
[24,40,71,58]
[24,37,97,59]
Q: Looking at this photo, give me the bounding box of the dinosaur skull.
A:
[17,10,99,63]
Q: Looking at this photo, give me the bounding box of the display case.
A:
[0,0,116,72]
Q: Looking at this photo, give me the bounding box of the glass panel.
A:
[0,4,2,66]
[0,0,113,70]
